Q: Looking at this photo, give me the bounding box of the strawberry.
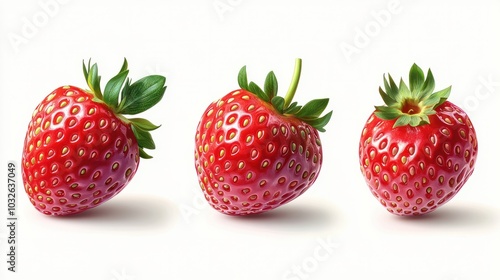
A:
[21,59,166,216]
[359,64,478,216]
[194,59,332,215]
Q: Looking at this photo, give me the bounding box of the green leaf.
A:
[433,86,451,107]
[87,63,103,98]
[82,59,104,100]
[139,147,153,159]
[284,102,302,115]
[121,78,131,103]
[409,115,421,126]
[132,124,157,159]
[285,101,298,111]
[421,86,450,108]
[384,74,399,101]
[118,58,128,73]
[409,63,425,93]
[131,125,156,150]
[418,68,435,100]
[238,66,249,91]
[286,107,302,115]
[420,114,430,125]
[398,78,410,102]
[271,96,285,113]
[103,59,129,108]
[374,106,401,120]
[426,109,437,116]
[304,111,332,132]
[296,98,329,119]
[264,71,278,100]
[379,87,396,106]
[118,75,166,115]
[421,93,440,107]
[83,59,89,81]
[103,69,129,109]
[129,118,161,131]
[248,82,268,102]
[393,115,411,127]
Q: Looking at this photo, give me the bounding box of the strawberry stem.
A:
[82,58,167,159]
[283,58,302,108]
[236,58,332,132]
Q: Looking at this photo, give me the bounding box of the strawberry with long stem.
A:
[195,58,332,215]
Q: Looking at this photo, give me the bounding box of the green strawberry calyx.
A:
[237,58,332,132]
[375,63,452,128]
[82,58,166,159]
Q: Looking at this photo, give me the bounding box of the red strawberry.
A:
[194,59,332,215]
[21,59,166,216]
[359,64,478,216]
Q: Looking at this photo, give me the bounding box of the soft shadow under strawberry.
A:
[56,194,172,230]
[391,203,495,228]
[224,201,337,232]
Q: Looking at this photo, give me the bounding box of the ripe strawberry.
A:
[21,59,166,216]
[359,64,478,216]
[194,59,332,215]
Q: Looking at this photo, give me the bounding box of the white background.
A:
[1,0,499,279]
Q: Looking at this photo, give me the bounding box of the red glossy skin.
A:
[22,86,140,216]
[359,101,478,216]
[195,89,324,215]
